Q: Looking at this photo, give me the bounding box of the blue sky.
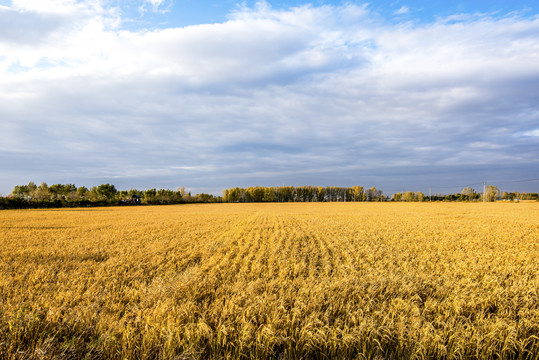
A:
[115,0,539,28]
[0,0,538,195]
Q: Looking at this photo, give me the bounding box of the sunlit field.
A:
[1,202,538,359]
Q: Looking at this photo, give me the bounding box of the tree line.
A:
[0,182,220,209]
[1,182,537,209]
[391,186,538,202]
[222,186,382,202]
[223,185,538,203]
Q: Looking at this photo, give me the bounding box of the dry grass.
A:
[1,202,538,359]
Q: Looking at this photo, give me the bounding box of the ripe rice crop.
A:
[1,202,538,359]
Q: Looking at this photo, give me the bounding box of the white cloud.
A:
[139,0,171,14]
[11,0,85,14]
[394,6,409,15]
[0,2,538,193]
[521,129,539,137]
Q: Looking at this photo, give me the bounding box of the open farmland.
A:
[1,203,538,359]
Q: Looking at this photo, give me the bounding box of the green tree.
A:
[366,187,382,201]
[96,184,118,200]
[144,188,157,200]
[403,191,415,202]
[352,186,364,202]
[263,187,276,202]
[11,183,32,198]
[77,186,89,198]
[227,188,240,202]
[33,182,51,200]
[484,185,500,202]
[27,181,37,193]
[316,187,326,202]
[462,187,476,201]
[49,184,76,197]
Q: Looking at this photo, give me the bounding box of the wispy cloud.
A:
[139,0,172,14]
[0,1,538,194]
[394,5,409,15]
[519,129,539,137]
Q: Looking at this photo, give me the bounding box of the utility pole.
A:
[429,186,431,202]
[483,182,486,203]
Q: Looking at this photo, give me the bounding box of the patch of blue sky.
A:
[114,0,538,31]
[110,0,239,30]
[6,58,65,74]
[366,0,537,22]
[6,62,30,74]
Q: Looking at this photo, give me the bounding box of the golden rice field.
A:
[1,202,539,359]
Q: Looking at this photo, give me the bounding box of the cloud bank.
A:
[1,1,538,194]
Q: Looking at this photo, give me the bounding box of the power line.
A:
[488,177,539,184]
[435,182,484,190]
[422,177,539,191]
[387,177,538,195]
